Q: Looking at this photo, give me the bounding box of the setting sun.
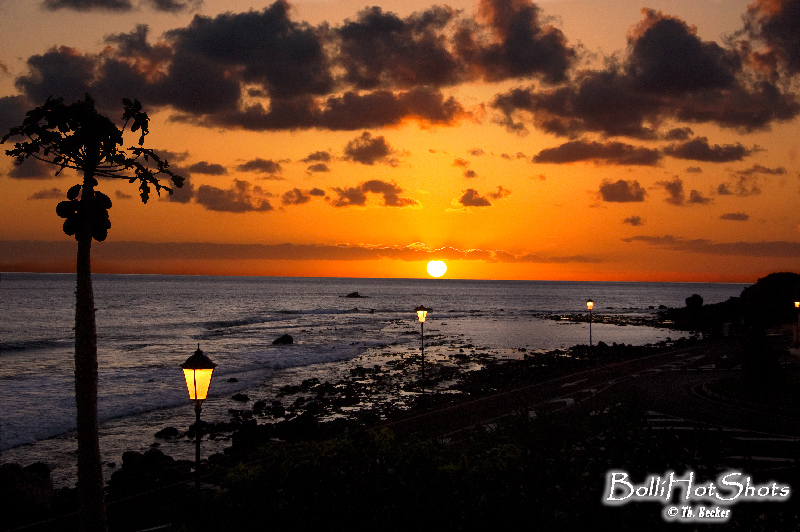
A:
[427,260,448,277]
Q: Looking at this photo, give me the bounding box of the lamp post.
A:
[795,301,799,348]
[181,345,216,488]
[415,306,430,393]
[586,299,594,349]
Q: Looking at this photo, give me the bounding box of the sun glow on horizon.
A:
[427,260,447,277]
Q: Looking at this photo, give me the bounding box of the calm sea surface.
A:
[0,273,745,486]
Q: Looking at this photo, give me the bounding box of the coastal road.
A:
[384,341,800,446]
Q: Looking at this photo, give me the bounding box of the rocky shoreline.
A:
[2,313,700,530]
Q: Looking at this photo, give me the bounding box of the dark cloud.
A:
[743,0,800,77]
[456,0,576,84]
[664,127,693,141]
[343,132,399,166]
[329,179,417,207]
[7,4,472,133]
[329,187,367,207]
[720,212,750,221]
[656,178,685,206]
[717,181,758,197]
[623,216,644,226]
[685,167,703,173]
[7,158,61,180]
[491,8,800,138]
[0,95,32,138]
[688,189,712,205]
[625,10,740,95]
[716,164,785,197]
[282,188,313,205]
[533,140,661,166]
[492,72,660,138]
[148,0,201,12]
[459,188,492,207]
[318,88,467,130]
[41,0,199,10]
[9,0,800,142]
[42,0,133,11]
[487,185,510,199]
[598,179,647,202]
[14,35,241,117]
[116,190,134,200]
[454,186,509,208]
[623,235,800,257]
[195,179,273,212]
[335,0,578,92]
[309,188,325,196]
[468,148,485,156]
[28,188,63,200]
[194,87,468,131]
[152,149,190,163]
[735,164,786,176]
[663,137,756,162]
[164,174,194,203]
[464,170,478,179]
[237,158,282,174]
[306,163,330,173]
[187,161,228,175]
[360,179,418,207]
[337,6,462,89]
[165,1,333,100]
[453,158,470,167]
[655,178,711,205]
[15,47,100,107]
[302,151,331,163]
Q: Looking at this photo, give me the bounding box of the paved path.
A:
[384,341,800,442]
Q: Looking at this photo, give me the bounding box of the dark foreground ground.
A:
[6,335,800,532]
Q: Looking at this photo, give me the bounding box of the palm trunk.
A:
[75,164,108,532]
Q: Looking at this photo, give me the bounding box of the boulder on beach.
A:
[154,426,180,439]
[345,291,366,298]
[0,462,54,524]
[273,334,293,345]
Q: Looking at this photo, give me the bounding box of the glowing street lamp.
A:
[795,301,799,348]
[415,306,431,392]
[181,345,216,487]
[586,299,594,349]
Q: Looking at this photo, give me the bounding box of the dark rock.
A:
[109,448,189,496]
[232,393,250,402]
[227,377,239,383]
[0,462,54,523]
[252,400,267,413]
[300,378,320,391]
[273,334,293,345]
[121,451,145,469]
[345,291,367,298]
[23,462,50,481]
[143,448,174,466]
[277,384,301,396]
[154,426,180,439]
[686,294,704,310]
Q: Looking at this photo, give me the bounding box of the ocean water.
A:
[0,273,745,486]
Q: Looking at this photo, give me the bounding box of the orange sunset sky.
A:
[1,0,798,281]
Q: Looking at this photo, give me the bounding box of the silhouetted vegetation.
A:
[660,272,800,335]
[170,395,800,532]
